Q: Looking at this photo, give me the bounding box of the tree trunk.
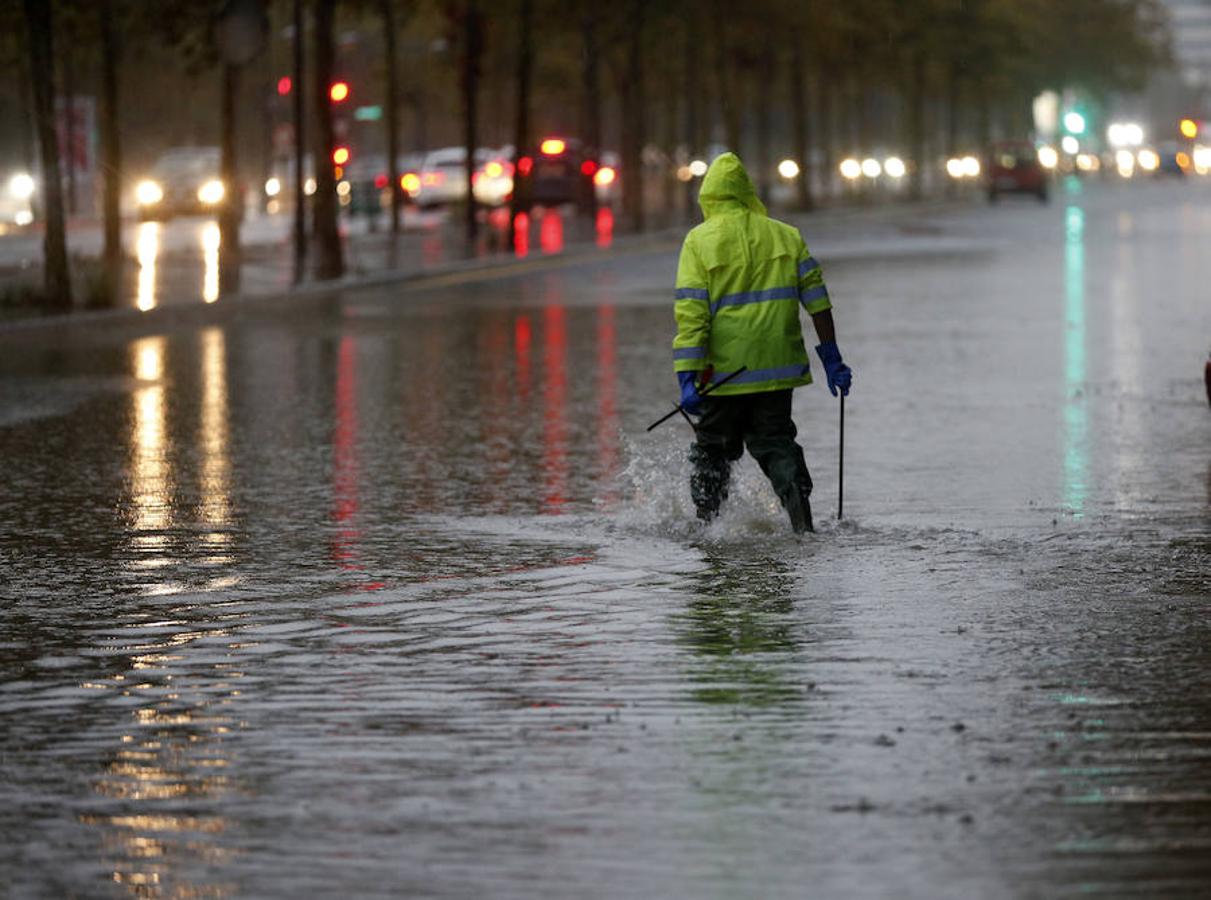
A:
[23,0,71,311]
[816,71,833,202]
[219,63,242,296]
[945,61,960,198]
[755,48,773,207]
[98,0,122,306]
[975,76,990,148]
[906,51,927,202]
[462,0,481,247]
[711,0,740,153]
[683,11,700,221]
[312,0,344,280]
[62,44,77,216]
[382,0,402,234]
[291,0,306,282]
[661,45,678,226]
[790,31,813,210]
[510,0,533,242]
[620,0,645,231]
[581,11,601,154]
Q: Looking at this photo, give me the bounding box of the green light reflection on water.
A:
[1063,203,1088,516]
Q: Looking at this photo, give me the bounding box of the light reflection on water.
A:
[135,222,159,311]
[202,223,220,303]
[89,333,244,894]
[1063,202,1088,515]
[199,328,232,557]
[130,337,169,537]
[4,187,1210,895]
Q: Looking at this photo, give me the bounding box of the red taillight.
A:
[374,174,388,189]
[581,159,598,176]
[594,166,616,187]
[422,171,446,187]
[517,156,533,176]
[540,138,566,156]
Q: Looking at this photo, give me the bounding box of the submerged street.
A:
[1,179,1209,897]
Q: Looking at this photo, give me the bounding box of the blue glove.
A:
[815,341,852,397]
[678,371,705,416]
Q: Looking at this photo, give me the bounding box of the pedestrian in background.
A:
[672,152,853,533]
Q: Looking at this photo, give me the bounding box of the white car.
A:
[416,147,470,208]
[135,147,227,220]
[415,146,512,208]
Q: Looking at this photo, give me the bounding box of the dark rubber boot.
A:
[782,482,814,534]
[689,444,731,522]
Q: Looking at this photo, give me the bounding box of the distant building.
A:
[1160,0,1211,86]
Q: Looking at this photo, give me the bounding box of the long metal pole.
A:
[838,393,845,520]
[645,366,748,432]
[291,0,306,283]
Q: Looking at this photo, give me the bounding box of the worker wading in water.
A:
[672,152,853,534]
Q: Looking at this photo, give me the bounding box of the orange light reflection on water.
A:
[135,222,159,311]
[201,222,220,303]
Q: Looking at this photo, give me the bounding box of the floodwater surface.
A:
[1,180,1209,898]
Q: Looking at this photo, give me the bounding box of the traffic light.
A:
[1180,118,1199,139]
[329,81,350,103]
[277,76,291,96]
[332,146,350,166]
[1063,111,1087,135]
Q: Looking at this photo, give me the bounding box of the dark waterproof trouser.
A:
[688,388,812,521]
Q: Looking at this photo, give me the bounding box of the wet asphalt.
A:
[1,178,1209,898]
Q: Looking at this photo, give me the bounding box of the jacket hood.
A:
[698,152,767,220]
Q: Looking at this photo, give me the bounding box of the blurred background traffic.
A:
[1,0,1209,313]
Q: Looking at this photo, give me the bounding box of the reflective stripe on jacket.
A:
[672,152,832,396]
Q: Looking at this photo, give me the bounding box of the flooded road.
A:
[1,179,1209,898]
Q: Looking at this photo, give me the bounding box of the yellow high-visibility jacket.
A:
[672,152,832,396]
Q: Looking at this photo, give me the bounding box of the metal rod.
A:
[838,393,844,520]
[645,366,748,432]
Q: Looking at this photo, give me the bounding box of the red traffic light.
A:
[277,76,292,96]
[332,146,350,165]
[329,81,350,103]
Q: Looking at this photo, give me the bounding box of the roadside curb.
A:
[0,197,975,338]
[0,226,685,337]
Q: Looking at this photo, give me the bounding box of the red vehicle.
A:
[986,141,1048,204]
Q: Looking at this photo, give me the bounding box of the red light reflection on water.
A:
[514,315,532,401]
[596,305,620,504]
[332,336,359,571]
[595,206,614,248]
[483,313,512,511]
[541,304,568,513]
[329,336,384,592]
[540,207,564,254]
[513,212,530,258]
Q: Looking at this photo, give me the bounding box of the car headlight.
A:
[135,179,163,206]
[9,173,36,201]
[197,180,225,205]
